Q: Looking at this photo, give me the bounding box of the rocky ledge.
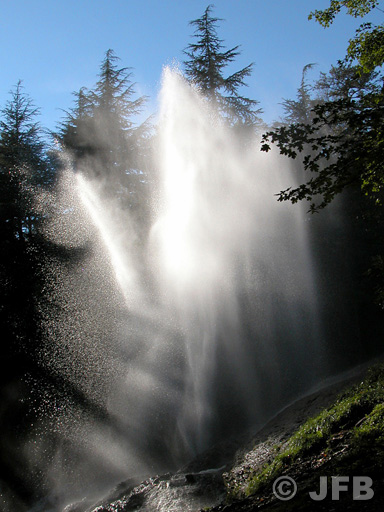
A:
[65,359,384,512]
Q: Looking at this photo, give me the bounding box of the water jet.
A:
[23,68,373,511]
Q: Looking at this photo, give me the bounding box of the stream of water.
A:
[28,68,334,510]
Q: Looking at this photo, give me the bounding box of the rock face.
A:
[211,360,384,511]
[64,359,384,512]
[65,470,226,512]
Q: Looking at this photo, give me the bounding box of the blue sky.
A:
[0,0,382,131]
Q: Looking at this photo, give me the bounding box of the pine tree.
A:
[59,87,96,163]
[59,50,150,211]
[0,81,52,241]
[183,5,262,126]
[281,64,317,124]
[92,49,147,182]
[261,2,384,307]
[314,61,380,102]
[0,83,61,505]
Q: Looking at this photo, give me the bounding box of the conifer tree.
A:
[92,49,147,182]
[59,87,95,163]
[261,1,384,305]
[314,61,380,101]
[281,64,317,124]
[0,81,52,241]
[59,50,150,212]
[183,5,262,126]
[261,1,384,213]
[0,83,62,506]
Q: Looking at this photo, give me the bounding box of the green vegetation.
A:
[309,1,384,74]
[261,0,384,309]
[231,364,384,500]
[262,0,384,212]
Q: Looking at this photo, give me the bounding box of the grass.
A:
[231,363,384,499]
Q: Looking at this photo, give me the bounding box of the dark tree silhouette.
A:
[281,64,318,124]
[0,82,60,508]
[183,5,262,127]
[261,1,384,213]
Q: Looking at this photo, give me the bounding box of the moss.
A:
[353,402,384,441]
[231,363,384,500]
[349,402,384,466]
[245,459,284,496]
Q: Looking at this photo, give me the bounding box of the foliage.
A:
[347,22,384,72]
[262,2,384,311]
[59,50,150,213]
[0,81,54,241]
[183,4,262,127]
[280,63,318,124]
[58,87,95,163]
[262,0,384,213]
[308,1,380,27]
[262,83,384,212]
[92,49,148,181]
[314,60,381,100]
[0,82,62,505]
[309,2,384,76]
